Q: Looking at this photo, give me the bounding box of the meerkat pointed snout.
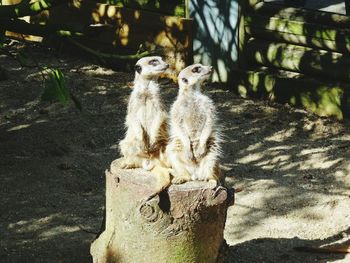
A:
[166,63,222,185]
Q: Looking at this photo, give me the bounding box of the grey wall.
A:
[189,0,239,82]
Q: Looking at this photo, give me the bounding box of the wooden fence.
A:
[236,0,350,119]
[3,0,193,74]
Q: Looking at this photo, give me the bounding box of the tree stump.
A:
[91,159,234,263]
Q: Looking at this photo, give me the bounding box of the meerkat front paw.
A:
[121,162,139,169]
[119,161,131,169]
[173,139,183,152]
[119,157,142,169]
[193,143,207,160]
[142,159,155,171]
[172,176,191,184]
[187,152,196,163]
[183,146,196,162]
[170,168,191,184]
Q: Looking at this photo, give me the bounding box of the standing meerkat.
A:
[119,56,170,180]
[166,64,222,184]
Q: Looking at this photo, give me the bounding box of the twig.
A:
[67,38,153,61]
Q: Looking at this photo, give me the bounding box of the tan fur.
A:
[119,56,172,190]
[166,64,222,185]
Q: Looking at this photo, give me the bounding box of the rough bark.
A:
[90,159,234,263]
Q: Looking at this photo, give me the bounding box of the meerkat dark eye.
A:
[149,59,159,66]
[191,66,201,73]
[181,78,188,84]
[134,64,142,74]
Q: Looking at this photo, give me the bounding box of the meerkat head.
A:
[178,64,213,90]
[134,56,169,80]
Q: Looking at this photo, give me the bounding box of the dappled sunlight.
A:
[264,127,296,142]
[88,2,192,72]
[227,176,349,242]
[133,10,141,20]
[299,155,343,170]
[71,0,82,9]
[7,214,75,236]
[236,152,264,164]
[83,85,114,96]
[243,126,261,135]
[39,225,81,239]
[217,70,350,253]
[240,0,350,120]
[256,153,290,167]
[77,65,116,76]
[7,123,31,131]
[226,182,324,238]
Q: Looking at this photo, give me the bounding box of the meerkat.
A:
[166,63,222,185]
[118,56,171,191]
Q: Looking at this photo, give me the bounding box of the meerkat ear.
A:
[181,78,188,84]
[134,64,142,74]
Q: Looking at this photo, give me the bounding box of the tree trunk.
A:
[90,159,234,263]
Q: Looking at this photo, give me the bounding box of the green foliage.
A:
[42,69,82,111]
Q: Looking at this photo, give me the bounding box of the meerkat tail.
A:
[152,165,171,194]
[143,155,172,195]
[294,245,350,254]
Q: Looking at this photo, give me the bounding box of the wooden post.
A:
[90,159,234,263]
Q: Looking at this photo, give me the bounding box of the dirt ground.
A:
[0,41,350,263]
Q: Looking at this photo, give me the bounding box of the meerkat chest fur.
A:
[128,81,165,132]
[173,90,216,140]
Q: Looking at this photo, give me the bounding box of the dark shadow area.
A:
[224,227,350,262]
[213,80,350,261]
